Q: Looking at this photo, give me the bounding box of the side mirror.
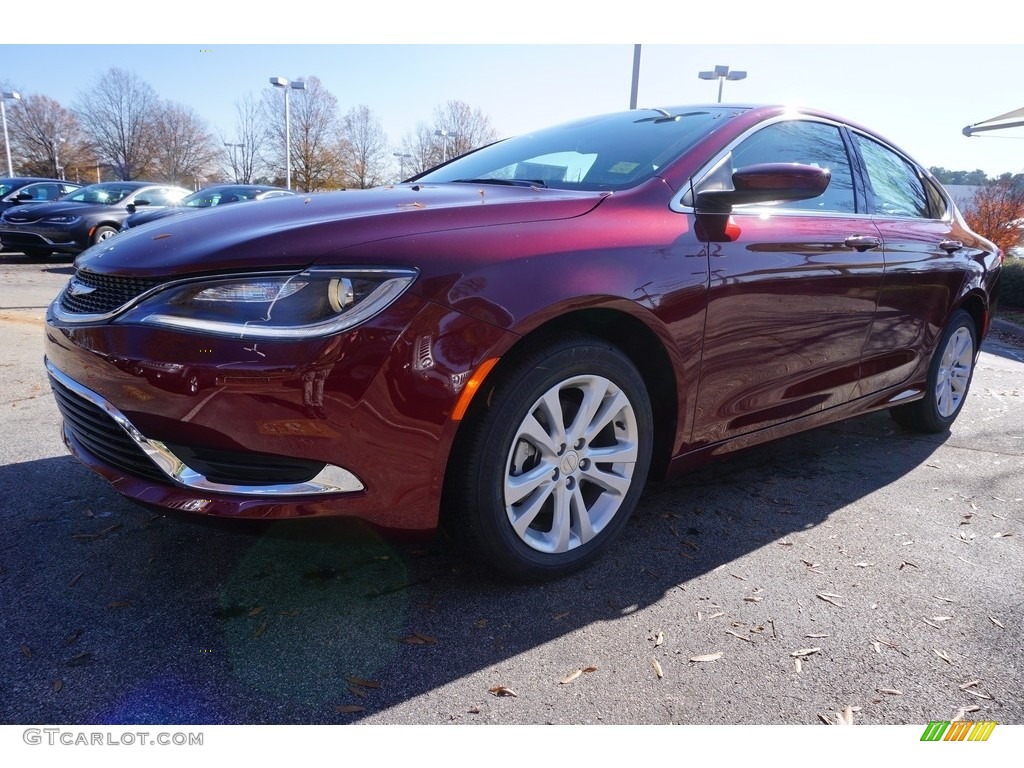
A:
[126,203,136,213]
[132,199,151,209]
[695,163,831,213]
[14,191,33,203]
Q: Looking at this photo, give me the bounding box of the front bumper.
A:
[44,292,515,528]
[0,224,85,253]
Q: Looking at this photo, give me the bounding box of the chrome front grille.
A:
[58,270,165,316]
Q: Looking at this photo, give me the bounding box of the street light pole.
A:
[1,90,22,177]
[393,152,411,180]
[269,77,306,190]
[434,129,455,163]
[697,65,747,103]
[53,136,66,180]
[224,142,244,183]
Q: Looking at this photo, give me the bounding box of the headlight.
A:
[42,215,82,224]
[116,267,418,339]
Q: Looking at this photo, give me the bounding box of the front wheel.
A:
[890,309,977,433]
[445,334,653,581]
[91,226,117,245]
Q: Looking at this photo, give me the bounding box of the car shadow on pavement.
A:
[0,407,954,725]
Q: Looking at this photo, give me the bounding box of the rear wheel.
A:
[890,310,976,433]
[445,334,653,581]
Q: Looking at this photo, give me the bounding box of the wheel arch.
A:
[457,306,679,481]
[956,290,989,343]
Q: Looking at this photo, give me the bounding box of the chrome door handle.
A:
[939,239,963,253]
[844,235,881,252]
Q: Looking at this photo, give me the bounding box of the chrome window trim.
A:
[670,113,950,223]
[46,360,365,496]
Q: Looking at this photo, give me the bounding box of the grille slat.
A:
[59,270,165,316]
[49,376,167,482]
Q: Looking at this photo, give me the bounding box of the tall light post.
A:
[393,152,411,180]
[269,77,306,190]
[697,65,747,103]
[1,90,22,177]
[224,142,244,183]
[434,130,455,163]
[53,136,67,180]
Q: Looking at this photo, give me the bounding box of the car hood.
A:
[75,184,609,277]
[3,200,119,223]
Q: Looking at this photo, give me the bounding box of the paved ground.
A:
[0,254,1021,730]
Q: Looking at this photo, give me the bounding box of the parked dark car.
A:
[44,105,1003,580]
[120,184,293,232]
[0,181,188,256]
[0,177,83,215]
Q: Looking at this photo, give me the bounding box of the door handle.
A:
[939,239,963,253]
[844,235,881,252]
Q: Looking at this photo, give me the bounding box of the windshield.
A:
[61,183,139,205]
[182,187,266,208]
[415,108,738,191]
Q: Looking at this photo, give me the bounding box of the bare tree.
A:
[433,100,499,159]
[74,68,161,180]
[399,100,500,176]
[220,93,266,184]
[399,122,444,176]
[262,76,343,191]
[150,101,218,188]
[340,104,390,189]
[6,93,89,181]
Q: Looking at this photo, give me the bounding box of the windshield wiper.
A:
[451,178,548,188]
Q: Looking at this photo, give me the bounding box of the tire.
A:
[890,309,977,433]
[91,226,117,245]
[445,334,654,581]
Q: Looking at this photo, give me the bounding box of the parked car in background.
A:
[0,181,188,256]
[0,177,82,215]
[120,184,293,232]
[44,105,1003,581]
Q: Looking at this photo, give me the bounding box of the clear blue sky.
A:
[6,4,1023,177]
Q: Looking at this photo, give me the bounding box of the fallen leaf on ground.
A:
[805,633,829,638]
[951,705,980,722]
[20,645,31,658]
[335,705,365,714]
[933,648,952,664]
[959,679,980,689]
[488,686,518,697]
[989,617,1004,628]
[877,688,903,695]
[689,652,722,662]
[254,622,267,638]
[791,648,821,658]
[52,679,63,692]
[559,669,583,684]
[963,689,993,700]
[652,659,664,678]
[726,630,753,643]
[817,593,845,608]
[654,631,665,646]
[345,676,381,689]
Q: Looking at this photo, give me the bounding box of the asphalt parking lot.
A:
[1,253,1021,727]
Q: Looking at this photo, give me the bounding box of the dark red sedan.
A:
[44,105,1003,580]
